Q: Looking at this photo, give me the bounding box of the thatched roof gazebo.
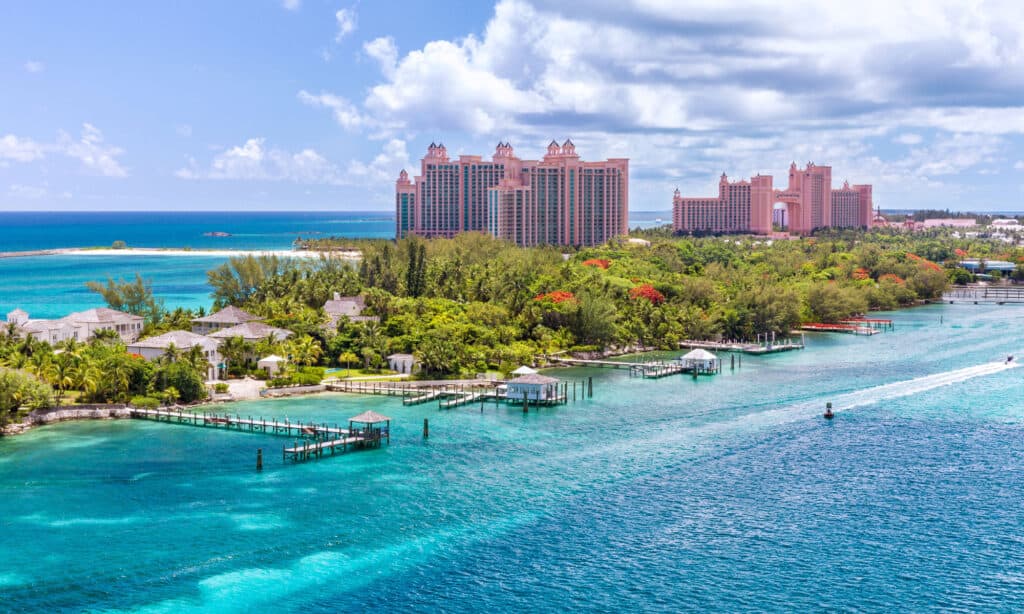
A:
[348,410,391,446]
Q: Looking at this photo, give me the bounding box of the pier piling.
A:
[423,418,429,439]
[256,448,263,471]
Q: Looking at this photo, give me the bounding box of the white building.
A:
[191,306,261,335]
[324,293,378,330]
[127,331,223,380]
[6,307,143,344]
[208,321,293,343]
[505,373,561,402]
[386,353,417,374]
[257,355,286,377]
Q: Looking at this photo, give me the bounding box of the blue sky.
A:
[2,0,1023,212]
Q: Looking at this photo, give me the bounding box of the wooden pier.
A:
[327,377,582,408]
[130,408,353,438]
[129,407,388,465]
[549,356,720,376]
[677,339,804,354]
[800,323,880,335]
[945,286,1024,304]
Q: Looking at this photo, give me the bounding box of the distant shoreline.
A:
[0,247,360,260]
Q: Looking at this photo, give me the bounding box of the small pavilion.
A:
[257,354,286,377]
[348,410,391,447]
[511,365,538,376]
[679,349,721,374]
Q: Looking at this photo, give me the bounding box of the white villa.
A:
[324,293,378,330]
[6,308,144,344]
[191,306,261,335]
[127,330,223,380]
[386,353,417,374]
[208,321,293,343]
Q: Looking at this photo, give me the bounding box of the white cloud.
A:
[894,133,923,145]
[1015,160,1024,170]
[0,124,127,177]
[8,184,48,199]
[176,124,193,137]
[282,0,301,10]
[23,60,45,73]
[0,135,46,162]
[334,8,356,42]
[57,123,128,177]
[364,37,398,78]
[345,139,410,183]
[297,90,364,130]
[177,138,408,188]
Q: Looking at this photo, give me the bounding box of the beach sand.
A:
[0,247,359,259]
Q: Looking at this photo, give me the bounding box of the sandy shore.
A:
[0,247,360,259]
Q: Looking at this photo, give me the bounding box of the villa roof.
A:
[192,305,261,325]
[209,321,293,341]
[324,294,366,316]
[129,330,218,350]
[257,354,286,363]
[511,365,537,375]
[682,349,718,361]
[511,373,560,385]
[62,307,143,324]
[349,410,391,424]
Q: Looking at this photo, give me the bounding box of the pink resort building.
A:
[673,162,873,235]
[396,141,629,247]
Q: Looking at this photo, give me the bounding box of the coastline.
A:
[0,247,360,260]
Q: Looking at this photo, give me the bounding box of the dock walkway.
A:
[130,408,352,438]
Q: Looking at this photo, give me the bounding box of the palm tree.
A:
[287,335,322,367]
[219,335,249,376]
[337,350,359,377]
[161,343,182,365]
[46,351,78,407]
[103,355,132,402]
[185,345,209,377]
[72,361,101,401]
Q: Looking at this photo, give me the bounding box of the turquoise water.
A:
[3,303,1024,611]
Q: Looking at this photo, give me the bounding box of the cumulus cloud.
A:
[23,60,45,73]
[330,0,1024,208]
[335,8,356,42]
[364,37,398,79]
[297,90,364,130]
[176,138,408,187]
[282,0,300,10]
[1015,161,1024,170]
[0,124,127,177]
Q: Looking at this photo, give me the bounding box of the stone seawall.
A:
[2,405,132,436]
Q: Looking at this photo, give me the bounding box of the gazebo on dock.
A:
[679,349,721,374]
[348,410,391,447]
[511,365,538,376]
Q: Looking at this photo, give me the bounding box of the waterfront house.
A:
[127,331,223,380]
[324,293,378,331]
[505,373,561,402]
[7,307,143,344]
[387,353,417,374]
[208,321,293,343]
[191,306,261,335]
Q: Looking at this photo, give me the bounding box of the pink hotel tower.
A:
[672,162,873,235]
[396,141,629,247]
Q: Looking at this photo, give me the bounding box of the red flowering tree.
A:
[534,290,577,304]
[629,284,665,304]
[581,258,611,269]
[852,267,870,281]
[879,273,905,285]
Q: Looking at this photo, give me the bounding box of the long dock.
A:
[677,339,805,354]
[130,407,352,438]
[283,436,366,461]
[548,356,719,376]
[800,323,880,335]
[945,286,1024,304]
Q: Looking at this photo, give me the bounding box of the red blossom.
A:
[852,267,870,280]
[879,273,905,285]
[581,258,611,269]
[954,248,967,257]
[534,291,577,304]
[629,284,665,304]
